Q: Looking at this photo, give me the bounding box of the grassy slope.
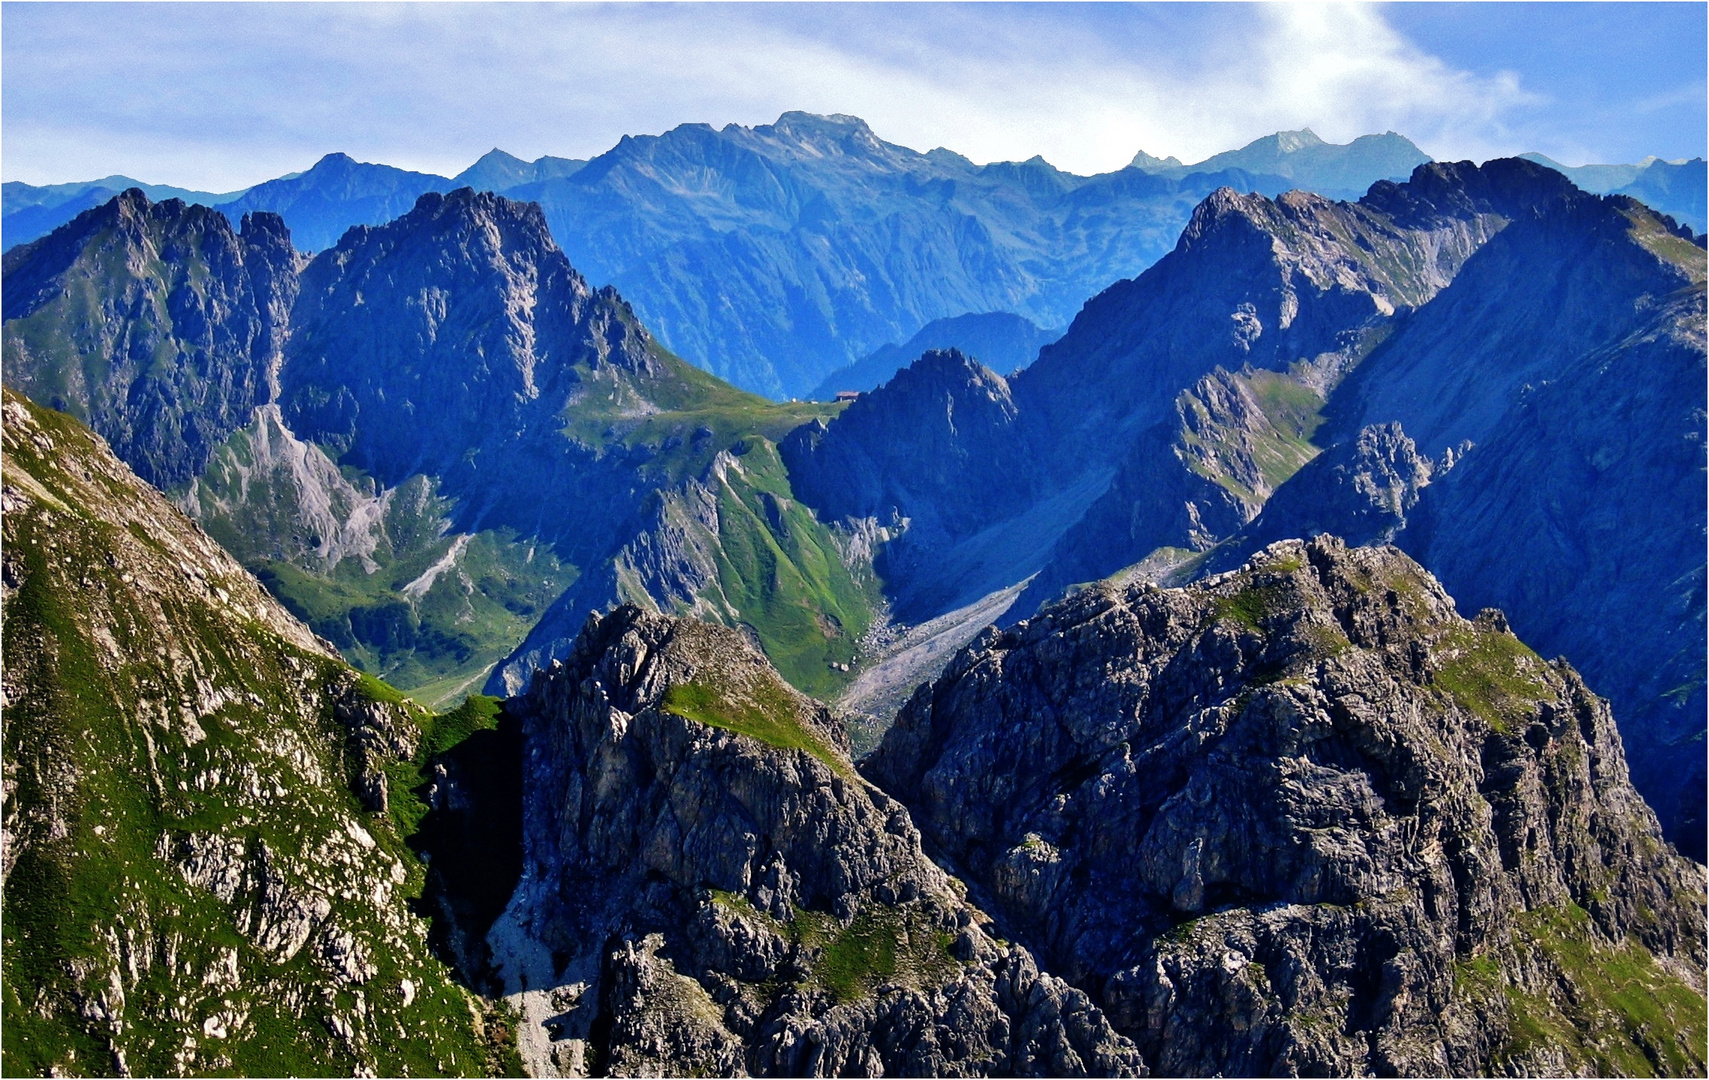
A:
[1456,901,1707,1075]
[558,344,878,698]
[704,438,879,698]
[180,326,872,705]
[1176,367,1324,508]
[1,392,515,1076]
[187,418,579,709]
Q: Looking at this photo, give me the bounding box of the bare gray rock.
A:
[503,607,1143,1076]
[866,536,1706,1076]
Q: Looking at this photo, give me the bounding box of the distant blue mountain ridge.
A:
[5,117,1703,398]
[808,311,1062,401]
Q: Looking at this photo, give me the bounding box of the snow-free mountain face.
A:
[1,186,875,710]
[11,115,1701,403]
[10,160,1701,855]
[0,388,513,1077]
[1132,127,1432,199]
[784,158,1707,856]
[866,536,1707,1076]
[4,127,1707,1076]
[1521,152,1708,230]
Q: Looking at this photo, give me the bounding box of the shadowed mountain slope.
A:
[786,158,1578,627]
[2,190,299,489]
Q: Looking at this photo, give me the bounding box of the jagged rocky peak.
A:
[762,110,890,158]
[866,536,1706,1076]
[782,347,1034,537]
[1,187,300,489]
[1360,155,1580,228]
[498,606,1142,1076]
[281,185,663,481]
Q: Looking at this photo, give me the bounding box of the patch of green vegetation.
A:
[662,679,849,778]
[1301,622,1351,660]
[1241,368,1326,486]
[245,523,573,709]
[1495,903,1708,1076]
[188,421,579,708]
[1622,205,1709,281]
[1432,627,1553,734]
[1212,580,1292,630]
[704,438,880,698]
[791,904,957,1005]
[557,343,845,485]
[1174,368,1324,508]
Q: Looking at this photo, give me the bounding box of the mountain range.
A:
[3,119,1706,1076]
[4,392,1702,1073]
[9,114,1700,401]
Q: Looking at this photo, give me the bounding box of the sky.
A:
[2,1,1704,192]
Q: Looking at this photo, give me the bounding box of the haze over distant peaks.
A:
[452,147,586,192]
[1130,127,1432,198]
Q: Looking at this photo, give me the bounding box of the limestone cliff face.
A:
[2,190,299,488]
[284,190,658,483]
[865,536,1706,1077]
[497,607,1142,1077]
[0,389,497,1076]
[1304,194,1708,854]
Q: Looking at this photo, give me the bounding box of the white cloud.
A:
[0,2,1561,189]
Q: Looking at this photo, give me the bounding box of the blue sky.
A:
[3,2,1704,191]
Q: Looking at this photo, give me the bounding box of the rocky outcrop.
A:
[281,187,660,491]
[866,536,1706,1076]
[0,388,497,1075]
[2,190,300,488]
[1014,366,1324,615]
[783,348,1036,540]
[496,606,1142,1076]
[1399,281,1708,859]
[1303,193,1709,853]
[1197,421,1439,577]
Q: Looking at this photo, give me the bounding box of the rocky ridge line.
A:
[865,536,1706,1076]
[493,606,1143,1076]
